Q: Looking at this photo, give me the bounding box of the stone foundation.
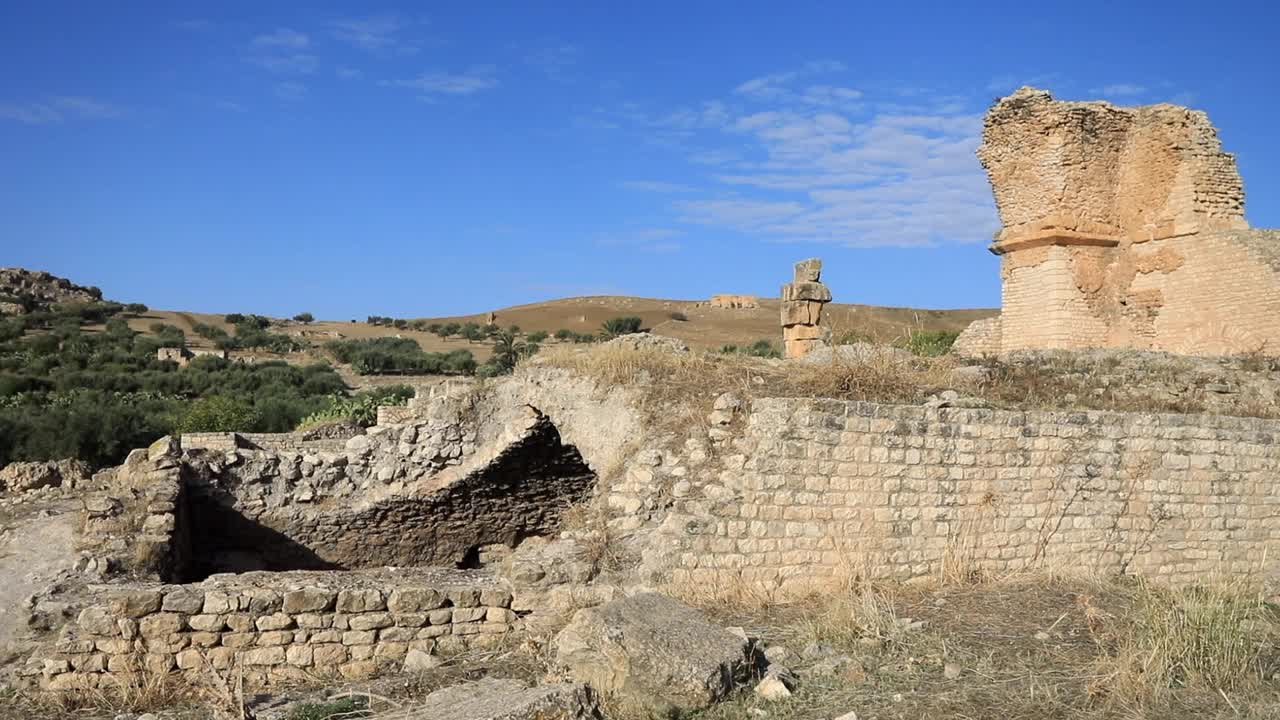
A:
[32,568,515,690]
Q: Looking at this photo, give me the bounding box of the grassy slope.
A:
[122,296,995,363]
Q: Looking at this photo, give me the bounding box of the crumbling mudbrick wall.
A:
[969,88,1280,356]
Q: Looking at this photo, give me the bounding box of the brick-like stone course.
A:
[644,397,1280,594]
[36,568,514,690]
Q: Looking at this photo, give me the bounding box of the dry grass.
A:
[535,342,1280,422]
[675,574,1280,720]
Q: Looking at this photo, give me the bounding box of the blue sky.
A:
[3,1,1278,318]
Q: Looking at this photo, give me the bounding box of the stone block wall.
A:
[34,569,515,690]
[646,398,1280,594]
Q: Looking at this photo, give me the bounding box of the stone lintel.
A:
[989,230,1122,256]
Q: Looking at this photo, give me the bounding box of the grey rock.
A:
[553,592,751,712]
[403,678,601,720]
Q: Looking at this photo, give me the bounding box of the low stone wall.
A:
[643,397,1280,594]
[180,432,349,455]
[35,568,515,690]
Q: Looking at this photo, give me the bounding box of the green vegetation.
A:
[297,385,413,429]
[293,312,314,323]
[325,337,476,375]
[669,311,688,321]
[0,307,350,468]
[192,316,304,353]
[285,697,369,720]
[601,315,643,338]
[901,329,959,357]
[719,339,782,359]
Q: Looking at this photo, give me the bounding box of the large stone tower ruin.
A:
[955,87,1280,357]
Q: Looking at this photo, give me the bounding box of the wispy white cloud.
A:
[0,96,124,125]
[389,65,498,96]
[619,180,700,193]
[611,65,997,248]
[1092,83,1147,98]
[253,28,310,49]
[331,15,416,54]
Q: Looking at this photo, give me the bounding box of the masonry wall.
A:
[997,230,1280,355]
[658,398,1280,594]
[34,569,515,690]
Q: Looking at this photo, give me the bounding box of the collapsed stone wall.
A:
[29,568,515,690]
[613,397,1280,594]
[974,88,1280,356]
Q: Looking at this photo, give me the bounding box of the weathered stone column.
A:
[781,258,831,359]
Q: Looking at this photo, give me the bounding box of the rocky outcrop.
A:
[780,258,831,359]
[0,460,91,492]
[553,593,753,712]
[0,268,103,313]
[403,678,602,720]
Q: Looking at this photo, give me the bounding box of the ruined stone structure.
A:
[780,258,831,359]
[43,568,517,689]
[970,88,1280,356]
[709,294,758,309]
[647,397,1280,593]
[157,347,229,367]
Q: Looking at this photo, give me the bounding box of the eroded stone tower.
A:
[957,87,1280,357]
[781,258,831,358]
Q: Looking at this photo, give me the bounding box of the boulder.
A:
[403,678,601,720]
[0,459,90,492]
[553,592,752,712]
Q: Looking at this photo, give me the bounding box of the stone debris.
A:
[553,592,752,712]
[780,258,832,359]
[602,333,690,353]
[401,677,603,720]
[0,459,90,492]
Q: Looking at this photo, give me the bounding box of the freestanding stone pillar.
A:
[781,258,832,359]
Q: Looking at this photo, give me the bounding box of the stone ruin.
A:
[780,258,831,358]
[708,294,758,309]
[956,87,1280,357]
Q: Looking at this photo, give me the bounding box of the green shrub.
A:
[526,330,549,344]
[174,396,260,434]
[224,313,245,325]
[123,303,148,316]
[285,697,369,720]
[901,330,959,357]
[326,338,475,375]
[297,386,412,429]
[149,323,186,348]
[293,312,314,323]
[720,339,781,359]
[601,316,643,338]
[669,311,688,322]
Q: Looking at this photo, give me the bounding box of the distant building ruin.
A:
[780,258,831,358]
[708,294,758,309]
[157,347,228,367]
[959,87,1280,357]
